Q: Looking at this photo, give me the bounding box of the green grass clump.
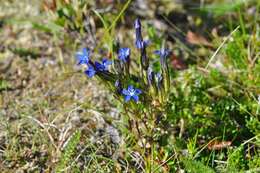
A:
[183,159,215,173]
[56,130,81,173]
[0,80,9,91]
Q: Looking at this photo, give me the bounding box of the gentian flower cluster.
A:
[75,18,170,103]
[76,48,112,78]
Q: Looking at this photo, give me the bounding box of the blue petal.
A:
[132,95,139,102]
[118,55,125,62]
[82,48,89,56]
[85,67,96,78]
[147,67,154,81]
[95,61,104,71]
[115,80,120,87]
[122,89,129,95]
[135,40,143,49]
[128,85,134,91]
[119,48,124,55]
[76,54,83,64]
[124,95,131,102]
[143,40,150,46]
[163,49,170,57]
[103,58,112,65]
[119,48,130,57]
[94,61,100,66]
[135,89,142,95]
[76,48,90,65]
[137,40,150,49]
[154,50,161,56]
[102,58,108,63]
[134,18,141,29]
[124,48,130,55]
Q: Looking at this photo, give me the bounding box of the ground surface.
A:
[0,0,260,172]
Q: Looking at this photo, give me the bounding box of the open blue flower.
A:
[84,66,96,78]
[122,85,142,102]
[76,48,90,65]
[118,48,130,62]
[95,58,112,71]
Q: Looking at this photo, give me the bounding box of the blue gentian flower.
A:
[140,40,150,70]
[154,49,170,58]
[139,40,150,49]
[76,48,90,65]
[154,48,170,69]
[136,39,143,49]
[95,58,112,71]
[147,67,155,85]
[134,18,141,29]
[84,66,96,78]
[134,18,143,49]
[115,79,122,93]
[118,48,130,62]
[122,85,142,102]
[115,80,120,88]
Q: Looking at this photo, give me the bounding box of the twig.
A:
[205,26,240,70]
[27,116,58,150]
[153,153,176,172]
